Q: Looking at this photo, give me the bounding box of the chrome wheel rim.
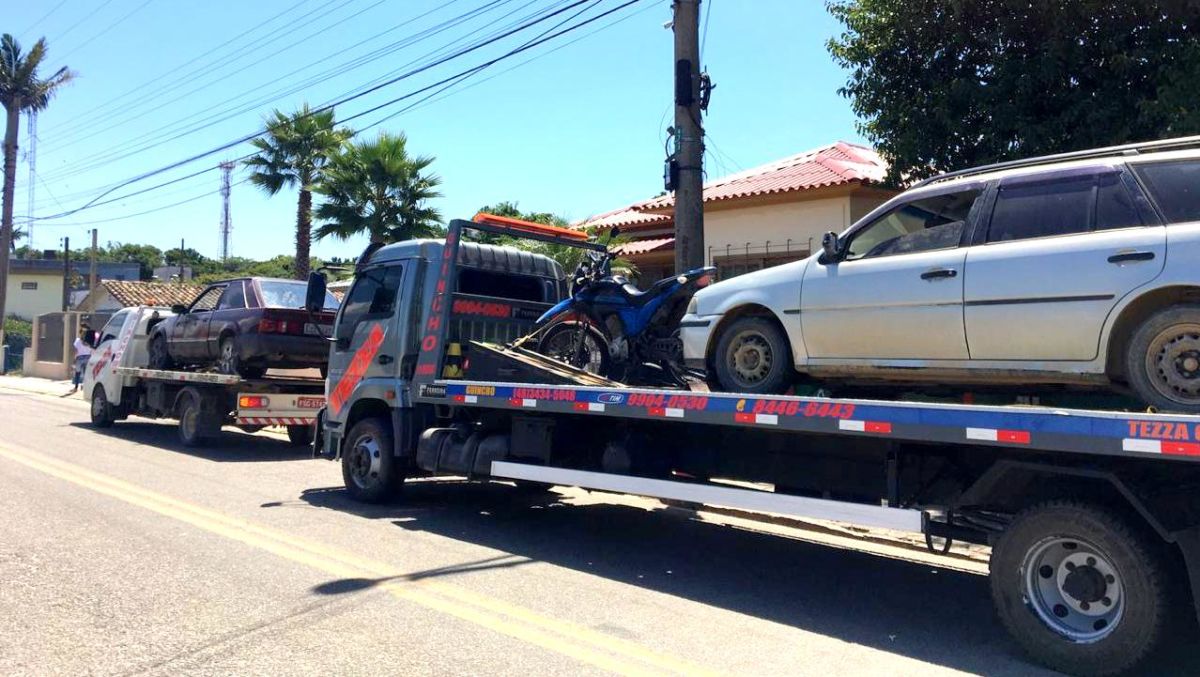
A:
[1022,536,1124,643]
[729,330,772,386]
[348,433,382,489]
[1146,323,1200,404]
[218,340,236,374]
[543,330,604,374]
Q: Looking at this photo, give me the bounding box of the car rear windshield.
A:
[1133,159,1200,225]
[259,280,339,310]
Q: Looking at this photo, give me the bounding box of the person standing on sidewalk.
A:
[69,326,94,394]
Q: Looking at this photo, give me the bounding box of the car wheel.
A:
[990,501,1170,676]
[712,317,791,394]
[216,336,262,378]
[341,417,403,503]
[90,385,115,428]
[1126,304,1200,413]
[148,333,173,370]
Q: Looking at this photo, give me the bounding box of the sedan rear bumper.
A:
[239,333,331,368]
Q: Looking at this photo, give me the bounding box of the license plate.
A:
[304,323,332,336]
[296,397,325,409]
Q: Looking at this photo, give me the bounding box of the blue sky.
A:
[9,0,865,262]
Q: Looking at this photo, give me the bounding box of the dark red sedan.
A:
[148,277,339,378]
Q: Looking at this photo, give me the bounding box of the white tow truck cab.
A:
[84,305,326,446]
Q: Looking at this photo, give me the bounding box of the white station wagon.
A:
[681,137,1200,412]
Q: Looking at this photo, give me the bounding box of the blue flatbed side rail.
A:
[416,379,1200,464]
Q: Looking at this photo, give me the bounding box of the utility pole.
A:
[25,112,36,257]
[219,160,234,261]
[88,228,98,313]
[178,238,185,283]
[672,0,705,274]
[61,236,70,311]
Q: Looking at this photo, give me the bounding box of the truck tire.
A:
[1126,304,1200,413]
[342,417,403,503]
[287,424,314,447]
[989,501,1170,676]
[90,385,115,428]
[712,317,791,394]
[177,390,220,447]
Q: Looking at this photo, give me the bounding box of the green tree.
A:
[0,34,73,344]
[827,1,1200,183]
[315,131,442,244]
[100,242,164,280]
[244,103,351,280]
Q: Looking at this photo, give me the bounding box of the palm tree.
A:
[243,103,350,279]
[0,34,73,347]
[314,132,442,244]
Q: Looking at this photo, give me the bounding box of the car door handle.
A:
[377,354,394,365]
[920,268,958,280]
[1107,251,1155,264]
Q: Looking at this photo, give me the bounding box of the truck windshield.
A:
[260,280,339,310]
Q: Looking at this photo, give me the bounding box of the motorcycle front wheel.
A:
[538,323,610,376]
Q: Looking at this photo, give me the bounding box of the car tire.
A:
[1126,304,1200,413]
[341,417,403,503]
[90,385,115,428]
[216,335,264,379]
[148,332,173,370]
[712,316,792,394]
[989,501,1170,677]
[287,424,314,447]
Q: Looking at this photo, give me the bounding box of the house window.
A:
[712,250,809,281]
[20,281,37,290]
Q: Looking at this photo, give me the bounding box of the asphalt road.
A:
[0,384,1195,676]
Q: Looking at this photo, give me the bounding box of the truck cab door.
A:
[326,263,409,416]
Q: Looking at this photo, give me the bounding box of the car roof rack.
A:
[911,135,1200,189]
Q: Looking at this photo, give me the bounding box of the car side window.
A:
[190,286,224,312]
[216,281,246,310]
[335,265,405,344]
[1132,159,1200,224]
[843,189,981,261]
[987,172,1142,243]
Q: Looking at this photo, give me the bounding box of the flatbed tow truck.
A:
[83,306,325,446]
[307,214,1200,676]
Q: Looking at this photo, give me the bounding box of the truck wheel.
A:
[1127,305,1200,413]
[90,385,115,428]
[287,424,314,447]
[177,390,220,447]
[342,417,403,503]
[148,333,173,370]
[712,317,791,394]
[990,501,1170,676]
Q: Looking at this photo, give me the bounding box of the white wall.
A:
[5,273,63,321]
[702,197,851,265]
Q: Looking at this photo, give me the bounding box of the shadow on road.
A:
[298,479,1200,676]
[311,554,533,595]
[68,421,310,462]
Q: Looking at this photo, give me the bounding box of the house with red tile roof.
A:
[578,142,897,282]
[76,280,206,312]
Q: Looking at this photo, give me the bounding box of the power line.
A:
[39,0,529,182]
[56,0,156,62]
[700,0,712,58]
[27,0,605,222]
[19,0,71,38]
[51,0,118,43]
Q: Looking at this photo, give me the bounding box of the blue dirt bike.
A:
[532,231,715,388]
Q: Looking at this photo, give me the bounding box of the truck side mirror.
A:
[305,272,328,313]
[820,231,841,263]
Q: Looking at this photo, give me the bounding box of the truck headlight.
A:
[686,297,698,315]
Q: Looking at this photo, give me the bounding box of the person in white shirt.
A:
[70,326,94,393]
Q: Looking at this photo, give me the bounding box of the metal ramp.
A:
[462,340,622,388]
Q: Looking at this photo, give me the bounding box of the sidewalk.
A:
[0,374,81,399]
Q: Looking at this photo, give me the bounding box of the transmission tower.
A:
[218,160,234,261]
[24,112,36,256]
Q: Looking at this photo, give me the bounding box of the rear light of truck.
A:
[239,395,270,409]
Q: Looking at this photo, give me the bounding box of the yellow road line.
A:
[0,442,718,676]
